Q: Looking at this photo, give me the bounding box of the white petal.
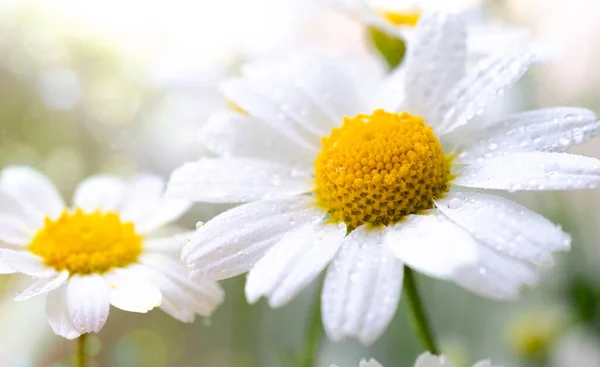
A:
[435,48,536,135]
[104,268,162,313]
[359,359,384,367]
[0,262,16,274]
[140,254,224,321]
[221,79,320,151]
[0,188,41,232]
[455,108,600,163]
[404,13,466,124]
[435,192,569,265]
[66,275,110,333]
[384,212,479,279]
[143,232,194,257]
[245,221,346,308]
[0,249,56,277]
[454,152,600,190]
[167,158,312,203]
[0,166,65,221]
[284,54,368,125]
[0,214,35,246]
[472,361,500,367]
[15,270,69,301]
[199,111,313,167]
[222,55,367,151]
[119,175,190,234]
[241,58,340,136]
[46,285,80,339]
[183,197,323,281]
[453,244,537,301]
[375,67,406,112]
[414,352,455,367]
[72,176,126,213]
[322,226,404,345]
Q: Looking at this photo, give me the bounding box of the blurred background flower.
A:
[1,0,600,366]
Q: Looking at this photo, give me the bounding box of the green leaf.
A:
[368,27,407,69]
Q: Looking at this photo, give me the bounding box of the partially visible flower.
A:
[550,327,600,367]
[505,307,570,363]
[332,352,502,367]
[328,0,551,60]
[0,166,224,339]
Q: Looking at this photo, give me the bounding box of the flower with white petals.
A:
[167,13,600,345]
[333,352,502,367]
[0,166,224,339]
[329,0,549,59]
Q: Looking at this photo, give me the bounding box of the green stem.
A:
[76,333,87,367]
[403,266,439,354]
[299,285,323,367]
[233,278,255,367]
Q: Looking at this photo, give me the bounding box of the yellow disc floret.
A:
[381,9,421,27]
[314,110,451,230]
[29,209,142,275]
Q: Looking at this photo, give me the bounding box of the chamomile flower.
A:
[330,0,547,59]
[333,353,501,367]
[167,13,600,344]
[0,166,224,339]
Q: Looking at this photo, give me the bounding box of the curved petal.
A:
[455,108,600,163]
[143,232,194,257]
[283,54,368,125]
[403,13,466,124]
[0,249,56,277]
[221,79,321,151]
[435,48,536,135]
[66,275,110,333]
[0,188,42,233]
[15,270,69,301]
[140,254,224,321]
[384,212,479,279]
[72,176,126,213]
[0,166,64,221]
[117,175,190,234]
[104,267,162,313]
[199,111,314,167]
[322,226,404,345]
[0,214,35,246]
[183,197,324,281]
[46,285,80,339]
[221,55,367,151]
[414,352,455,367]
[0,262,16,274]
[374,67,405,112]
[453,152,600,191]
[452,244,537,301]
[359,359,384,367]
[245,221,346,308]
[435,192,570,266]
[167,158,313,203]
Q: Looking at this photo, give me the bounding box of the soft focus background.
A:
[1,0,600,366]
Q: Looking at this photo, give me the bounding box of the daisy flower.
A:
[333,352,501,367]
[167,13,600,344]
[0,166,224,339]
[329,0,548,60]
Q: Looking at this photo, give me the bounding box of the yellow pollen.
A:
[29,209,142,275]
[381,9,421,27]
[314,110,451,230]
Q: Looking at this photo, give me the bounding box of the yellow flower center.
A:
[29,209,142,275]
[314,110,451,230]
[381,9,421,27]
